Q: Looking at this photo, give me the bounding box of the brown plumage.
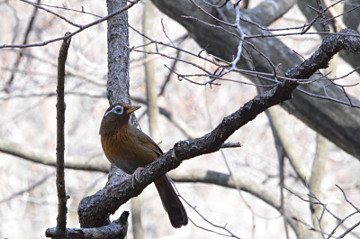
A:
[99,103,188,228]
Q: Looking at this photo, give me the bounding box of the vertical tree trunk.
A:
[78,0,132,229]
[107,0,131,105]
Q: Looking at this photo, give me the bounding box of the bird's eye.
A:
[114,106,124,115]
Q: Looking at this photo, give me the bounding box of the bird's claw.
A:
[129,167,144,186]
[105,167,144,195]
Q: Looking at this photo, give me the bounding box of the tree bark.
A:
[78,0,133,229]
[106,0,131,105]
[150,0,360,160]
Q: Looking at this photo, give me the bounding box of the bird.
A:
[99,103,188,228]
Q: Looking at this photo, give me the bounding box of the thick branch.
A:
[46,212,129,239]
[247,0,296,27]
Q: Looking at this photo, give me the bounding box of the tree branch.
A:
[266,107,310,182]
[0,0,140,49]
[55,32,71,238]
[0,138,109,173]
[286,28,360,79]
[150,0,360,161]
[0,172,54,204]
[46,212,129,239]
[4,0,40,92]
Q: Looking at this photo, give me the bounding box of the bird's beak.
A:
[126,105,141,114]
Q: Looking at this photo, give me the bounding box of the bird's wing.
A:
[141,133,163,157]
[130,126,163,157]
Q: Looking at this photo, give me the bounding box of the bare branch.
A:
[151,0,360,161]
[0,0,140,49]
[20,0,83,28]
[55,32,71,237]
[0,138,109,172]
[337,220,360,239]
[335,184,360,213]
[286,28,360,80]
[0,172,54,204]
[183,197,242,239]
[4,0,40,92]
[46,212,129,239]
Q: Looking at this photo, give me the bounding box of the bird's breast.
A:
[101,126,158,174]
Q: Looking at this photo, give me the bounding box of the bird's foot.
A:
[105,168,144,195]
[129,167,144,186]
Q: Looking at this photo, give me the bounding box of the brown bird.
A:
[99,103,188,228]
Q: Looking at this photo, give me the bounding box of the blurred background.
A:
[0,1,359,238]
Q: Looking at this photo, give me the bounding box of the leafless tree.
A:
[0,0,359,239]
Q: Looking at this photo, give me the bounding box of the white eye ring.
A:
[105,105,124,117]
[113,105,124,115]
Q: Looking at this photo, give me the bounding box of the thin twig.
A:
[0,0,141,49]
[335,184,360,212]
[338,220,360,239]
[4,0,41,92]
[179,194,243,239]
[20,0,83,28]
[158,49,181,96]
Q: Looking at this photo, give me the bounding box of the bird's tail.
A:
[155,175,188,228]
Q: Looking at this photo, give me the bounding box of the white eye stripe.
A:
[105,105,124,117]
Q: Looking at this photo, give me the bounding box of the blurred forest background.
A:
[0,0,360,239]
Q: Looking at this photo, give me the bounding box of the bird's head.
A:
[99,103,141,135]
